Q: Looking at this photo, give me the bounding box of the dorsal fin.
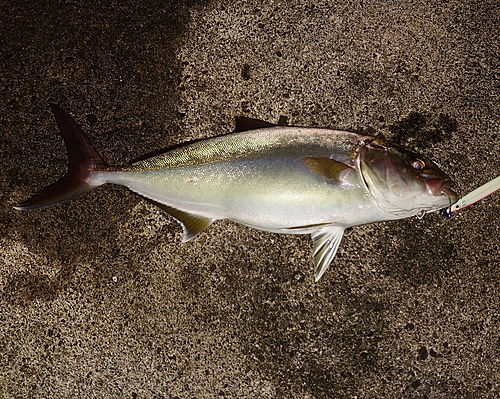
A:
[301,156,354,184]
[144,199,214,242]
[234,117,277,132]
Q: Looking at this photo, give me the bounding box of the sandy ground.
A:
[1,1,500,398]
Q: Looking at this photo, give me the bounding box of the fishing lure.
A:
[442,176,500,218]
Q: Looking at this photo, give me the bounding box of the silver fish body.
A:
[106,128,377,230]
[15,105,457,281]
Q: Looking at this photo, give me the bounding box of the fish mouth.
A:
[439,180,458,204]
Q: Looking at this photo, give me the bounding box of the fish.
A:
[15,104,458,281]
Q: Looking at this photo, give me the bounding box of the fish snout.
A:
[426,177,458,203]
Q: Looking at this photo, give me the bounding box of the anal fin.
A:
[145,199,214,242]
[311,226,345,282]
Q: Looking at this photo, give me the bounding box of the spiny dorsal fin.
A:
[234,117,276,132]
[145,199,214,242]
[311,226,345,282]
[302,156,354,184]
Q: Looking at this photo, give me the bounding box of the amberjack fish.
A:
[15,105,457,281]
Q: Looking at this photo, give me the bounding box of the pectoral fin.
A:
[145,199,214,242]
[302,157,353,184]
[311,226,345,282]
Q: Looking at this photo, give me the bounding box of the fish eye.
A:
[410,158,425,170]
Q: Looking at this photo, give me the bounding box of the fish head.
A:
[358,138,458,218]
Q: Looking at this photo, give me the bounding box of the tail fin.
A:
[14,104,108,211]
